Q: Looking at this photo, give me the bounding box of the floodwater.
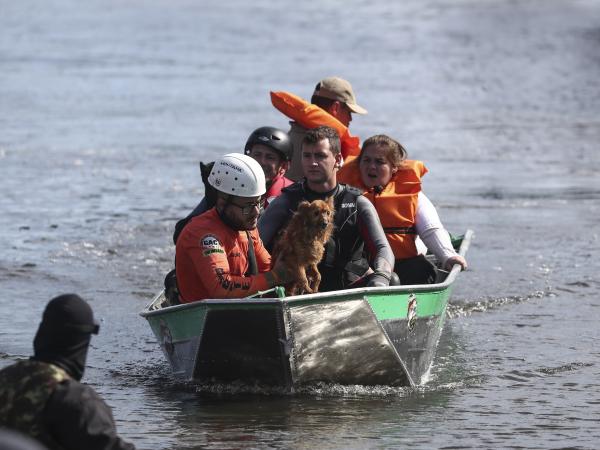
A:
[1,0,599,448]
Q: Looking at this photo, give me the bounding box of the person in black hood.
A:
[0,294,135,450]
[32,293,99,381]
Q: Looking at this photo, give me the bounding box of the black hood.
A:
[32,294,99,381]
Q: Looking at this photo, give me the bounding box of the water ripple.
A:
[536,362,594,375]
[447,290,551,318]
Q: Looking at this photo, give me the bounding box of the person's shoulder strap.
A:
[245,231,258,276]
[340,183,363,198]
[333,184,362,211]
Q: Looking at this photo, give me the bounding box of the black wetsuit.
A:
[258,182,394,291]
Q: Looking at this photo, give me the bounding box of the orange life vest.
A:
[338,157,428,260]
[270,91,361,159]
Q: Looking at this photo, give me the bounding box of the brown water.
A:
[1,0,599,448]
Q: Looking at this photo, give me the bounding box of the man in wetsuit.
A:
[258,126,395,292]
[175,153,289,302]
[0,294,135,450]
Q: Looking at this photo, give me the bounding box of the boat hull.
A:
[141,230,472,389]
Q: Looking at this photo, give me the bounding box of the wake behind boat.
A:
[140,230,473,390]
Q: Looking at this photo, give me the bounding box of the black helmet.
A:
[244,126,292,161]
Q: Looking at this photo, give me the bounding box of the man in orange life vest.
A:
[175,153,289,302]
[285,76,368,181]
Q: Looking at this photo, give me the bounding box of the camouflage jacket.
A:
[0,359,70,449]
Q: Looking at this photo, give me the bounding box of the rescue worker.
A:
[284,76,367,181]
[0,294,135,450]
[338,134,468,285]
[172,126,293,245]
[258,126,395,292]
[175,153,289,302]
[245,126,294,207]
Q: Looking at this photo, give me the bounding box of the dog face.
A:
[297,199,334,232]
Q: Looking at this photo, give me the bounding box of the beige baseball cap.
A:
[313,76,368,115]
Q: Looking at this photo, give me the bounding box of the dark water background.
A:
[1,0,599,448]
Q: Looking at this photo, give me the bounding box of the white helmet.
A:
[208,153,266,197]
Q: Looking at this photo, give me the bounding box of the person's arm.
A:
[258,195,292,252]
[415,192,467,270]
[44,381,136,450]
[356,196,394,286]
[185,234,283,299]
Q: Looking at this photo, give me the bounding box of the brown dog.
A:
[272,199,335,296]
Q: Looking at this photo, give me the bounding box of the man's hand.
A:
[444,255,467,271]
[366,272,391,288]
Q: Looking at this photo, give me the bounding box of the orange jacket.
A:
[175,208,277,302]
[338,157,428,260]
[270,91,360,159]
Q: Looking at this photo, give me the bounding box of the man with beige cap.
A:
[285,76,368,181]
